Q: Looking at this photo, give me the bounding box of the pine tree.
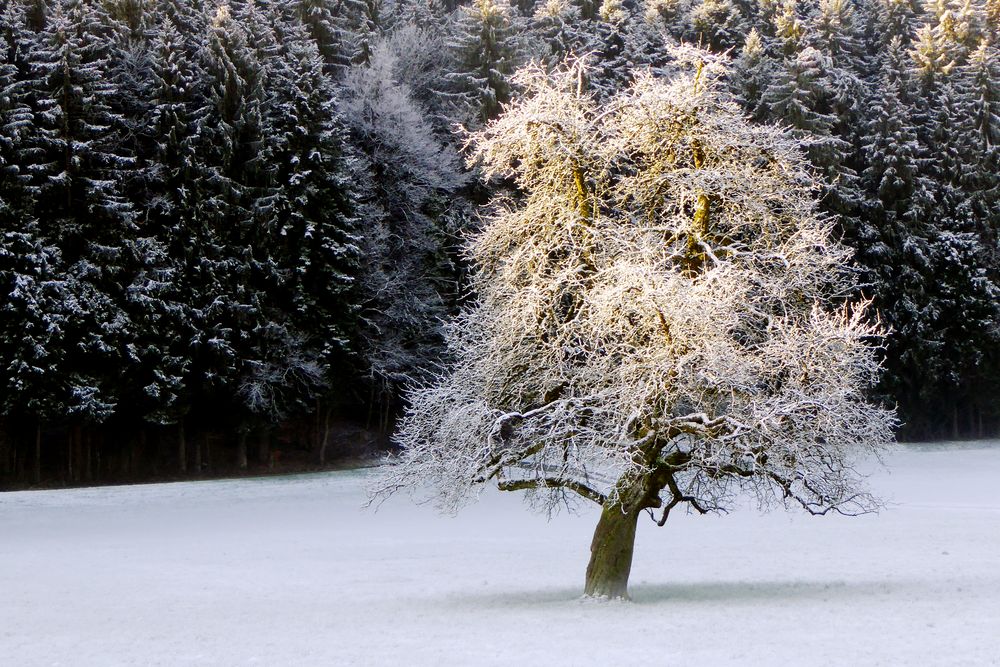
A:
[858,38,936,422]
[851,26,1000,437]
[0,0,32,209]
[762,46,853,177]
[642,0,688,38]
[293,0,376,76]
[440,0,521,125]
[254,18,363,419]
[195,2,307,444]
[866,0,921,50]
[809,0,864,60]
[0,220,72,429]
[587,0,634,99]
[773,0,804,55]
[732,27,773,115]
[0,2,65,435]
[530,0,589,68]
[118,10,210,430]
[927,0,981,63]
[18,0,138,426]
[986,0,1000,30]
[957,40,1000,199]
[688,0,748,50]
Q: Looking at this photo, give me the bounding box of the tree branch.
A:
[497,477,607,505]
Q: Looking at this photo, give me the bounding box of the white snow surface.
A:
[2,443,999,666]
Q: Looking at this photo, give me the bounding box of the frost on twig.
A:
[371,55,895,522]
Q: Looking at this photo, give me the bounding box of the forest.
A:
[0,0,997,487]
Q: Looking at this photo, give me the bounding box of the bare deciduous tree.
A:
[372,56,896,599]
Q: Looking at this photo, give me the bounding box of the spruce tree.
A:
[761,46,853,179]
[440,0,521,125]
[732,27,773,116]
[255,18,363,419]
[530,0,589,68]
[120,10,209,432]
[688,0,748,50]
[19,0,137,426]
[293,0,377,76]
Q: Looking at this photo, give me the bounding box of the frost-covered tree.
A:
[586,0,633,99]
[19,0,137,427]
[732,27,773,115]
[688,0,747,50]
[762,46,855,186]
[809,0,863,60]
[866,0,921,49]
[956,39,999,235]
[643,0,689,37]
[341,35,467,416]
[252,18,363,452]
[773,0,805,55]
[440,0,521,124]
[530,0,589,68]
[987,0,1000,29]
[374,60,895,599]
[293,0,375,76]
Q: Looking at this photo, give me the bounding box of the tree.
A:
[809,0,864,61]
[251,17,363,443]
[761,46,855,183]
[292,0,375,76]
[19,0,137,429]
[688,0,748,50]
[341,33,468,419]
[732,27,774,119]
[439,0,521,125]
[867,0,921,49]
[530,0,589,69]
[374,59,895,599]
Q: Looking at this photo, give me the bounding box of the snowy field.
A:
[1,443,998,666]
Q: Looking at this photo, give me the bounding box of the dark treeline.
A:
[0,0,469,486]
[1,0,997,487]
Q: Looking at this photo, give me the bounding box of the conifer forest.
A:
[0,0,998,487]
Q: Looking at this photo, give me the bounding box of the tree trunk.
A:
[83,430,92,483]
[237,432,248,471]
[257,431,270,466]
[318,408,332,466]
[584,503,641,599]
[194,433,202,474]
[67,428,74,483]
[178,422,187,475]
[14,437,22,482]
[95,432,103,482]
[33,423,41,485]
[133,430,144,479]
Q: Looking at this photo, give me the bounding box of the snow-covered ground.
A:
[1,443,998,666]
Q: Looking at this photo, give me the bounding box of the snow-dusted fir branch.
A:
[371,54,895,598]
